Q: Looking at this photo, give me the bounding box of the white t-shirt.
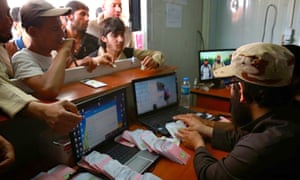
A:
[12,48,52,79]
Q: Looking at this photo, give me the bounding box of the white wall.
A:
[147,0,300,87]
[147,0,202,86]
[204,0,300,49]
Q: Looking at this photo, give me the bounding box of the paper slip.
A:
[77,151,161,180]
[160,140,190,165]
[115,130,136,147]
[126,129,190,165]
[127,129,147,150]
[77,151,112,176]
[70,172,104,180]
[114,135,135,147]
[80,79,107,88]
[32,164,76,180]
[140,130,160,153]
[165,120,187,139]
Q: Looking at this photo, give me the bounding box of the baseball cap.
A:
[21,0,71,28]
[214,42,295,87]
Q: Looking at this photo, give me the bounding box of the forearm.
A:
[0,135,15,173]
[42,48,69,93]
[20,101,46,121]
[201,125,214,138]
[151,51,165,66]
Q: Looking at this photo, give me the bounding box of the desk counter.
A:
[3,65,230,179]
[57,65,177,103]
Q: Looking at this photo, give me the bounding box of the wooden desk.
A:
[4,65,229,179]
[56,66,229,179]
[151,139,228,179]
[57,65,177,103]
[130,107,229,180]
[7,122,228,180]
[191,87,231,112]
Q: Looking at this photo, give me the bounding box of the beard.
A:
[230,88,252,127]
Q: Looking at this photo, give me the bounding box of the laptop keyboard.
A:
[141,106,195,136]
[105,143,139,164]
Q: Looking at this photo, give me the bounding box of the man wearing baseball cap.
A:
[11,0,73,99]
[173,42,300,179]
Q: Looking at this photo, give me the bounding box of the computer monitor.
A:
[69,88,128,161]
[198,49,235,87]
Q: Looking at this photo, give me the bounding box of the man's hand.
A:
[0,135,15,173]
[26,100,82,135]
[175,129,205,150]
[173,113,214,137]
[141,56,160,70]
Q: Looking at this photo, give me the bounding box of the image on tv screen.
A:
[199,49,235,81]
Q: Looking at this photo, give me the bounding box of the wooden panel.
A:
[195,94,230,112]
[191,88,231,112]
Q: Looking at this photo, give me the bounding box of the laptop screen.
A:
[70,88,128,160]
[132,73,178,116]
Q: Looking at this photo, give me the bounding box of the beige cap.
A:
[214,42,295,87]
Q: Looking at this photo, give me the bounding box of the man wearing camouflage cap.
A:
[173,42,300,179]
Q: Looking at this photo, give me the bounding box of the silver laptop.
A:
[69,88,159,174]
[132,72,195,136]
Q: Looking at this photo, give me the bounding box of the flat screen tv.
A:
[198,49,235,88]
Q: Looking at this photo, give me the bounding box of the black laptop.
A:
[69,88,159,174]
[132,72,195,136]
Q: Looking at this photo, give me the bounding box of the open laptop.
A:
[132,72,195,136]
[69,88,159,174]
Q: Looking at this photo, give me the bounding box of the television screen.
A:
[198,49,235,82]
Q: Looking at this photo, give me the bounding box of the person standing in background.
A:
[64,0,99,60]
[3,7,31,78]
[87,0,135,48]
[94,17,164,70]
[5,7,31,59]
[200,59,212,80]
[64,0,116,69]
[95,6,103,18]
[212,54,225,72]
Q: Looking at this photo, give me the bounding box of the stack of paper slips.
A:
[119,129,190,165]
[77,151,161,180]
[32,164,76,180]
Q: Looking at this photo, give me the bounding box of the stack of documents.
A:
[77,151,161,180]
[118,128,190,165]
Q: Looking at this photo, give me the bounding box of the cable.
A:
[289,0,295,28]
[197,30,205,50]
[261,4,277,43]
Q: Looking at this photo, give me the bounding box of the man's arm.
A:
[134,49,165,69]
[0,77,37,118]
[0,135,15,174]
[16,40,72,99]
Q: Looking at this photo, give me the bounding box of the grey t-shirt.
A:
[12,48,52,79]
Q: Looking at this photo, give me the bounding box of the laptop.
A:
[69,88,159,174]
[132,72,195,136]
